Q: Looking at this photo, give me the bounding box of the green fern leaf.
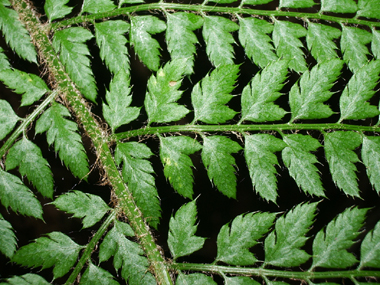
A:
[201,136,242,198]
[102,69,140,132]
[95,20,130,75]
[339,61,380,122]
[52,27,97,102]
[0,169,42,219]
[279,0,315,8]
[166,12,203,75]
[0,273,50,285]
[208,0,237,4]
[224,276,258,285]
[35,102,90,180]
[242,0,272,4]
[0,47,10,70]
[176,273,216,285]
[44,0,72,22]
[362,136,380,194]
[159,136,202,199]
[321,0,357,13]
[340,26,372,73]
[130,16,166,71]
[324,131,362,197]
[203,16,239,67]
[282,134,325,197]
[216,212,276,265]
[359,219,380,269]
[168,200,206,260]
[306,23,341,63]
[51,191,111,229]
[244,134,287,203]
[357,0,380,18]
[272,20,307,73]
[264,202,317,267]
[372,28,380,60]
[290,59,343,122]
[80,262,120,285]
[145,59,189,124]
[81,0,116,14]
[0,69,50,106]
[6,137,54,199]
[311,207,367,269]
[0,213,16,258]
[0,100,20,140]
[192,65,238,124]
[99,220,156,285]
[240,60,287,123]
[0,1,37,63]
[12,232,83,279]
[114,142,161,229]
[238,17,278,69]
[119,0,144,6]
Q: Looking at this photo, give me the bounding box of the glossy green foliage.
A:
[35,102,89,180]
[1,0,380,284]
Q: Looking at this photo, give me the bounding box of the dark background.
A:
[1,0,380,283]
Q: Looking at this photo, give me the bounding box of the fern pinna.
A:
[1,0,380,284]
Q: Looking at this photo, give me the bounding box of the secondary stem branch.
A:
[51,3,380,30]
[113,123,380,141]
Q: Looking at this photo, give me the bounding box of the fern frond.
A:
[102,69,140,132]
[201,135,242,198]
[240,60,287,123]
[35,102,90,180]
[289,59,343,122]
[6,137,54,199]
[192,65,239,124]
[12,232,84,279]
[81,262,120,285]
[341,26,372,73]
[114,142,161,229]
[324,131,362,197]
[168,200,206,260]
[52,27,97,102]
[95,20,130,75]
[203,16,239,67]
[238,17,278,69]
[0,273,50,285]
[130,16,166,71]
[0,213,16,259]
[0,100,20,140]
[51,191,111,229]
[215,211,276,265]
[0,68,50,107]
[99,220,156,284]
[338,60,380,122]
[81,0,116,14]
[311,206,367,269]
[165,12,203,75]
[272,20,307,73]
[44,0,72,22]
[282,134,325,197]
[244,134,286,203]
[0,168,43,219]
[159,135,202,199]
[0,1,37,63]
[264,202,317,267]
[145,59,189,124]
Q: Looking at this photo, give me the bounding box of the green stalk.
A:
[64,210,118,285]
[51,3,380,30]
[10,1,173,284]
[171,262,380,280]
[113,123,380,141]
